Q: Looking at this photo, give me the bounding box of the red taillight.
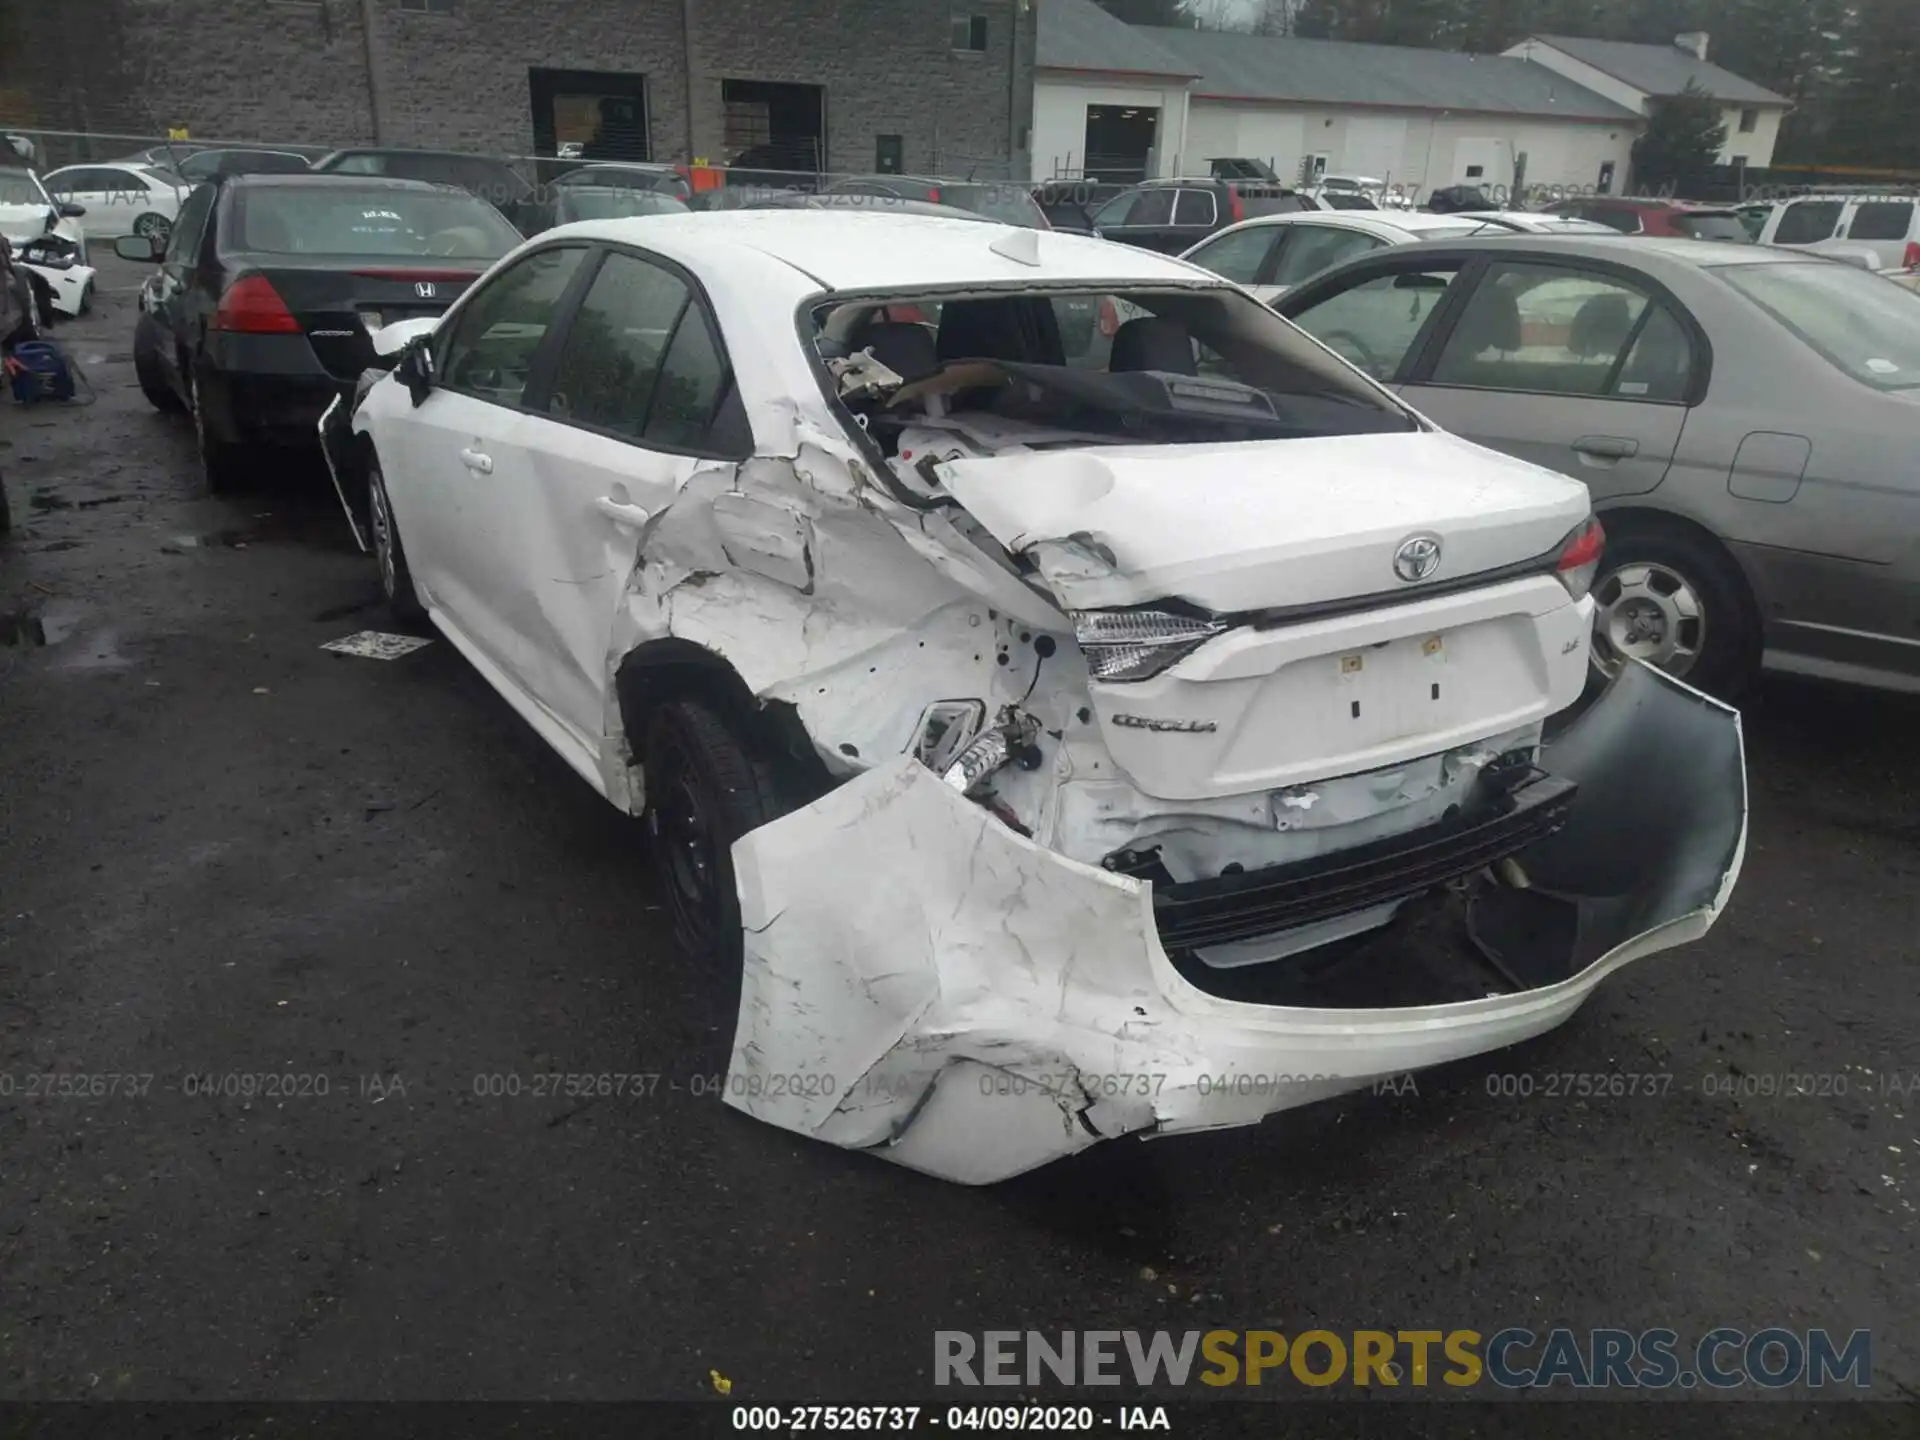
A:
[1228,185,1245,223]
[211,274,300,334]
[927,187,942,203]
[1098,297,1119,338]
[1555,517,1606,601]
[1904,240,1920,270]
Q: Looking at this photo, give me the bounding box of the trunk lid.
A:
[939,430,1590,614]
[241,259,480,381]
[939,431,1594,802]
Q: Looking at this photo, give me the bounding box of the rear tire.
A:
[133,325,183,413]
[367,455,426,624]
[644,700,783,968]
[1589,518,1758,700]
[132,212,172,248]
[189,369,248,494]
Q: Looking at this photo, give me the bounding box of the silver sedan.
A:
[1274,234,1920,696]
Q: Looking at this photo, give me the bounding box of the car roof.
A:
[316,147,517,166]
[1216,209,1467,238]
[1378,232,1810,268]
[224,172,451,193]
[545,210,1214,291]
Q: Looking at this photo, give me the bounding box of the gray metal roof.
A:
[1139,27,1640,121]
[1517,35,1791,107]
[1037,0,1200,79]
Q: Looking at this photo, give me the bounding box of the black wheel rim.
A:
[653,728,725,956]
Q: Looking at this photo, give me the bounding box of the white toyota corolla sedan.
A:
[326,210,1747,1184]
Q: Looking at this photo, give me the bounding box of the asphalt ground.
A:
[0,255,1915,1436]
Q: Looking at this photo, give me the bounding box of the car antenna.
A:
[989,229,1041,266]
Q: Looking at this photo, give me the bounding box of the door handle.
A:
[594,495,652,529]
[1573,435,1638,461]
[458,447,493,474]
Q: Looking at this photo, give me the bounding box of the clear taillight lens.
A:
[1071,608,1228,682]
[1555,517,1606,601]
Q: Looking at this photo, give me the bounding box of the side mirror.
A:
[396,337,435,407]
[57,201,86,219]
[113,233,164,262]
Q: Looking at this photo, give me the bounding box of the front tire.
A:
[366,455,425,624]
[1589,519,1758,699]
[644,701,782,967]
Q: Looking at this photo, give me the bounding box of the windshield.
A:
[555,188,690,222]
[1718,260,1920,390]
[811,283,1414,459]
[0,168,48,208]
[939,184,1048,229]
[234,186,523,258]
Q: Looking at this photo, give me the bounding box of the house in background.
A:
[1032,0,1198,183]
[1033,0,1641,197]
[1504,34,1792,172]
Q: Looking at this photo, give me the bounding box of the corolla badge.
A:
[1392,533,1443,583]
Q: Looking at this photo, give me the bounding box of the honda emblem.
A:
[414,281,436,299]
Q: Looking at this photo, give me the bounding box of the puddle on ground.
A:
[1,600,111,664]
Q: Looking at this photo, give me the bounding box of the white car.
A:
[0,165,94,316]
[1452,211,1620,236]
[40,162,185,246]
[1758,191,1920,272]
[334,211,1747,1184]
[1179,210,1511,302]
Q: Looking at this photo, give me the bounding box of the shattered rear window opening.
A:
[812,283,1418,462]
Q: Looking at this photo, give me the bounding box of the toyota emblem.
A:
[1392,533,1443,583]
[414,281,436,299]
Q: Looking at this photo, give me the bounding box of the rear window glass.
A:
[1322,193,1379,211]
[940,183,1048,229]
[1773,200,1843,245]
[1718,260,1920,390]
[1673,213,1751,242]
[234,187,523,259]
[553,188,690,222]
[1850,201,1916,241]
[1241,192,1308,217]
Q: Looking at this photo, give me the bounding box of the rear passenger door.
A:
[498,247,753,762]
[1397,257,1696,501]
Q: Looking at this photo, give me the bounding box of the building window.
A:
[723,98,771,157]
[399,0,456,11]
[1738,107,1758,133]
[951,13,987,52]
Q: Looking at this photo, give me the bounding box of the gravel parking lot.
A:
[2,257,1916,1428]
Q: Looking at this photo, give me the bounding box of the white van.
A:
[1759,191,1920,270]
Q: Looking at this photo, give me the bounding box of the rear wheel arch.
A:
[613,640,837,813]
[1590,504,1763,693]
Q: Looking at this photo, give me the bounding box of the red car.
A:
[1544,197,1752,241]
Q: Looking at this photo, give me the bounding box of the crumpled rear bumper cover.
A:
[726,662,1747,1185]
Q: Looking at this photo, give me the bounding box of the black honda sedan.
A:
[118,174,522,491]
